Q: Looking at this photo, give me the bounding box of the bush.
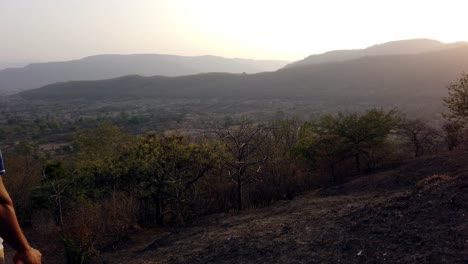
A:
[61,234,97,264]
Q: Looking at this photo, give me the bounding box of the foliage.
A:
[444,73,468,121]
[264,118,308,199]
[61,234,98,264]
[31,162,77,229]
[73,123,133,199]
[441,120,465,151]
[296,109,400,182]
[127,133,226,225]
[270,118,301,156]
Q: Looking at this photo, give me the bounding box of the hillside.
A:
[7,151,467,263]
[0,54,288,93]
[21,46,468,114]
[2,124,467,264]
[285,39,468,68]
[82,151,467,263]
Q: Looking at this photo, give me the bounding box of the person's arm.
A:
[0,178,41,264]
[0,177,29,251]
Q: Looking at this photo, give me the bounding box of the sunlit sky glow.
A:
[1,0,468,64]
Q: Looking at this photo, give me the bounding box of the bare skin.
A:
[0,177,42,264]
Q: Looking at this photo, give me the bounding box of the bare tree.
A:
[399,119,440,157]
[41,163,76,232]
[214,122,270,211]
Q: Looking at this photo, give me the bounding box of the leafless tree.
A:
[399,119,440,157]
[214,121,271,210]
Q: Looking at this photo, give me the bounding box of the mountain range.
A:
[21,43,468,114]
[0,54,288,94]
[6,39,468,95]
[6,38,468,115]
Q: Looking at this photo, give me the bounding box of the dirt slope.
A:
[100,151,468,264]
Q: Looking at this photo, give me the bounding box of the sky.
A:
[1,0,468,66]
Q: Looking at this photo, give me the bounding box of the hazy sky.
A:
[1,0,468,64]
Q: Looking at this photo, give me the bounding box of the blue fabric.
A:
[0,148,5,175]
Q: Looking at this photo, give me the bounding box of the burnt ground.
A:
[5,151,468,263]
[100,151,468,264]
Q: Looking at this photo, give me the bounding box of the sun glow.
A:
[1,0,468,62]
[169,0,468,60]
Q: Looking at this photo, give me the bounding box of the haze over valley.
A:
[4,39,465,120]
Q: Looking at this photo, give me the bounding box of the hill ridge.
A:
[286,38,468,68]
[0,54,289,94]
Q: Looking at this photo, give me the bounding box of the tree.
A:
[440,120,464,151]
[295,130,349,184]
[399,119,440,157]
[295,109,400,185]
[270,118,301,156]
[128,133,225,225]
[31,162,77,231]
[73,123,132,199]
[443,73,468,121]
[214,122,270,211]
[258,118,304,202]
[304,109,400,174]
[32,162,98,264]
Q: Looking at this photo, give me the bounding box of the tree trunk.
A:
[237,175,242,211]
[415,143,422,157]
[355,153,361,173]
[330,163,336,185]
[154,189,164,226]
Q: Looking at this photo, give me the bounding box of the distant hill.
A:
[285,39,468,68]
[0,54,288,93]
[21,46,468,114]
